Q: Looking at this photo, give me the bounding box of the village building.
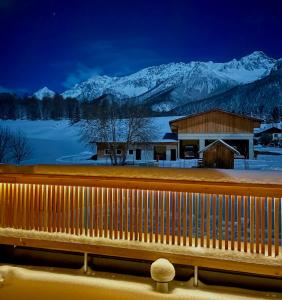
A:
[254,126,282,146]
[198,139,241,169]
[169,109,262,160]
[96,109,262,162]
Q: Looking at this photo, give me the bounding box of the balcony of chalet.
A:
[0,164,281,298]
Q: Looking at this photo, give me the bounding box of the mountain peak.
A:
[34,87,55,100]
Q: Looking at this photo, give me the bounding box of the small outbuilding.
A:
[199,139,241,169]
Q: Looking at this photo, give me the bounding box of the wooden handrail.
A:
[0,165,281,264]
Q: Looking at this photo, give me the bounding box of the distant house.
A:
[169,109,262,159]
[96,109,262,162]
[199,139,241,169]
[96,116,179,162]
[254,126,282,145]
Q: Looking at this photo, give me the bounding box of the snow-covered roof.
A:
[198,139,241,155]
[151,116,181,142]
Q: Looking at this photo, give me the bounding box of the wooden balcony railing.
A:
[0,165,281,276]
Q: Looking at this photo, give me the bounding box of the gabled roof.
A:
[198,139,241,155]
[169,109,263,126]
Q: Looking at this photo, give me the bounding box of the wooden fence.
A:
[0,165,281,276]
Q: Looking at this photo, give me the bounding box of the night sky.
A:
[1,0,282,94]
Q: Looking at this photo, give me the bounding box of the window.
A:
[104,149,111,155]
[116,149,122,155]
[128,149,134,155]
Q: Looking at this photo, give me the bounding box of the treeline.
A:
[0,93,82,122]
[0,93,167,122]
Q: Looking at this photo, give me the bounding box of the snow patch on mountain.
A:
[34,87,55,100]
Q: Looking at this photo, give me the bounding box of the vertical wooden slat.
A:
[218,195,223,249]
[267,197,272,256]
[130,189,133,240]
[200,193,205,247]
[160,191,164,244]
[195,193,198,247]
[231,195,235,250]
[62,186,66,233]
[104,187,108,238]
[94,187,98,237]
[138,190,143,242]
[66,186,70,234]
[75,186,80,235]
[89,187,94,237]
[58,185,62,233]
[212,194,217,248]
[261,197,265,254]
[150,190,153,243]
[109,188,113,239]
[189,193,193,247]
[237,195,242,251]
[134,189,138,241]
[166,191,170,245]
[274,197,279,257]
[114,189,119,239]
[56,185,60,232]
[255,197,261,254]
[119,189,123,239]
[183,192,187,246]
[34,184,38,230]
[38,184,42,231]
[6,183,11,228]
[155,191,159,243]
[125,189,128,240]
[225,195,229,250]
[44,185,48,232]
[177,192,181,246]
[3,183,7,227]
[80,186,84,235]
[14,184,19,229]
[133,190,138,241]
[250,196,255,253]
[71,186,75,234]
[99,187,103,237]
[171,192,175,245]
[48,185,52,232]
[0,183,3,227]
[206,194,210,248]
[52,185,57,233]
[244,196,248,252]
[144,190,148,242]
[27,184,31,230]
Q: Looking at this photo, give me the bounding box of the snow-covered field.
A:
[1,120,282,170]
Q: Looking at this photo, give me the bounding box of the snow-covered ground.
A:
[1,120,282,170]
[0,120,92,164]
[1,265,280,300]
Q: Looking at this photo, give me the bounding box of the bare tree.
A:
[0,126,12,163]
[80,101,156,165]
[10,130,32,165]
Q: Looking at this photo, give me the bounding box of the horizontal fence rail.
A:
[0,178,281,257]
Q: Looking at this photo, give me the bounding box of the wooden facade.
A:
[200,140,240,169]
[170,110,261,134]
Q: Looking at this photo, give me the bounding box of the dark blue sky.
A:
[0,0,282,94]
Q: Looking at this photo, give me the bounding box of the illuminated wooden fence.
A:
[0,165,281,260]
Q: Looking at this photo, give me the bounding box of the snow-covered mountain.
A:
[62,51,277,111]
[172,60,282,116]
[34,87,55,100]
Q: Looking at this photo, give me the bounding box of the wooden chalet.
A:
[169,109,262,159]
